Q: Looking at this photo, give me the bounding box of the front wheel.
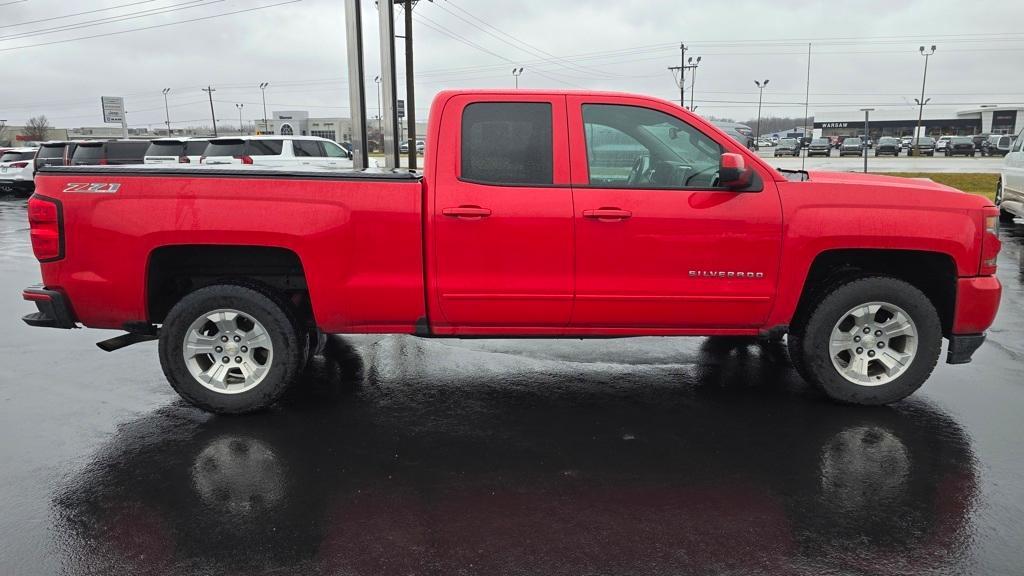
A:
[158,284,304,414]
[790,277,941,405]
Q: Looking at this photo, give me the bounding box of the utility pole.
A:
[686,55,701,110]
[161,88,171,136]
[861,108,874,173]
[913,45,936,156]
[374,75,382,148]
[512,67,523,89]
[667,42,687,108]
[203,86,218,137]
[259,82,270,134]
[235,103,245,135]
[403,0,417,170]
[754,79,769,146]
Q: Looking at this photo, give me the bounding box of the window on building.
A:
[460,102,552,185]
[280,124,294,136]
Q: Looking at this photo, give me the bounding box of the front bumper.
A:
[22,285,77,329]
[945,275,1002,364]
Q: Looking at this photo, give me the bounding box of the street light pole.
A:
[374,75,382,150]
[161,88,171,136]
[861,108,874,173]
[754,79,769,146]
[259,82,269,134]
[202,86,218,137]
[236,103,244,135]
[913,45,936,156]
[687,56,701,110]
[512,67,523,89]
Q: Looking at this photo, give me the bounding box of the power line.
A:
[0,0,302,52]
[0,0,225,42]
[0,0,161,30]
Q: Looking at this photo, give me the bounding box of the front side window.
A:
[461,102,552,185]
[322,141,348,158]
[583,104,722,189]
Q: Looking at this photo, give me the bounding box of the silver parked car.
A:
[711,121,755,149]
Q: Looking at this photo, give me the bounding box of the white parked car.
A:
[200,135,354,168]
[0,147,38,197]
[997,128,1024,223]
[935,135,953,152]
[144,138,210,164]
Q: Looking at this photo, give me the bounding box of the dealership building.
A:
[813,105,1023,139]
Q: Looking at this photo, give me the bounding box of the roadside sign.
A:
[101,96,125,124]
[397,99,405,119]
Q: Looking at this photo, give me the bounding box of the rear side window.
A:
[145,141,186,156]
[37,145,66,159]
[185,141,209,155]
[1,151,36,162]
[292,140,322,157]
[461,102,552,185]
[248,140,283,155]
[105,141,148,163]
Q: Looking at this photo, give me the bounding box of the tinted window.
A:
[185,140,209,155]
[811,139,829,145]
[204,140,246,156]
[72,144,105,163]
[105,141,148,164]
[951,137,972,144]
[582,104,723,189]
[293,140,322,157]
[248,140,283,155]
[461,102,552,185]
[779,139,797,147]
[37,144,66,159]
[145,141,186,156]
[918,137,935,145]
[879,138,898,144]
[323,141,348,158]
[1,152,35,162]
[844,138,862,146]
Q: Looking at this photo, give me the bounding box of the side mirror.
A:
[719,152,753,189]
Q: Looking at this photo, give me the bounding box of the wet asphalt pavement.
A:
[1,194,1023,576]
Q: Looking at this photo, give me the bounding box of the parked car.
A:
[22,89,1003,415]
[711,121,755,149]
[971,133,991,152]
[71,140,150,166]
[981,134,1014,157]
[200,135,354,168]
[399,139,426,154]
[34,141,79,171]
[935,135,953,153]
[900,136,915,151]
[0,147,38,196]
[856,135,873,149]
[874,137,901,156]
[839,137,864,157]
[773,138,800,157]
[806,138,831,157]
[997,128,1024,222]
[144,138,209,164]
[943,137,975,157]
[911,136,936,156]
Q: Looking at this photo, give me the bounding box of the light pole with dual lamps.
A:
[512,67,524,89]
[258,82,270,134]
[913,45,936,156]
[754,79,769,147]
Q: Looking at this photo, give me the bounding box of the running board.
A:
[96,331,158,352]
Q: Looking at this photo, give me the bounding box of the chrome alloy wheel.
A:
[829,302,918,386]
[183,309,273,394]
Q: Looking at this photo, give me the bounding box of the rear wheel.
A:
[790,277,941,405]
[158,284,304,414]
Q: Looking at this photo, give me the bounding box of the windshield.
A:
[779,139,796,147]
[879,138,898,145]
[844,138,862,146]
[951,137,972,144]
[811,139,829,145]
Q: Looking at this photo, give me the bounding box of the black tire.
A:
[158,283,304,414]
[791,277,942,405]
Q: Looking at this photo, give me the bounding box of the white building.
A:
[813,105,1024,139]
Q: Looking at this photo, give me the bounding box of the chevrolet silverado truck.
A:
[22,90,1003,413]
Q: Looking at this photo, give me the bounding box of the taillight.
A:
[178,156,190,163]
[98,158,108,165]
[28,195,63,262]
[235,155,253,165]
[9,161,29,168]
[980,213,1001,275]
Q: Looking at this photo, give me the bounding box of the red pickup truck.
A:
[22,90,1002,413]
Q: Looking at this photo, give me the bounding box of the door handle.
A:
[583,208,632,221]
[442,205,492,219]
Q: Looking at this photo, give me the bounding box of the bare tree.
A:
[24,115,51,142]
[0,120,9,146]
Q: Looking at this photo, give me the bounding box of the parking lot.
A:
[757,147,1007,173]
[1,193,1023,574]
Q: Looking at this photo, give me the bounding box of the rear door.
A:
[567,95,783,329]
[430,94,574,330]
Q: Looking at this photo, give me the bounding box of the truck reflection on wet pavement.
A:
[1,195,1022,575]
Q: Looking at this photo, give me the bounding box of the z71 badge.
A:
[63,183,121,193]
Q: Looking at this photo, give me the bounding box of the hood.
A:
[805,170,960,193]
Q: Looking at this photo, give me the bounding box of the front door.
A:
[431,95,574,330]
[567,96,783,329]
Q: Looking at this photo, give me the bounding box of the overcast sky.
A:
[1,0,1022,130]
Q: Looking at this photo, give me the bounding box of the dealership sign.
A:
[101,96,125,124]
[821,122,848,128]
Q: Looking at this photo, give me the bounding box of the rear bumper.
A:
[22,285,77,329]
